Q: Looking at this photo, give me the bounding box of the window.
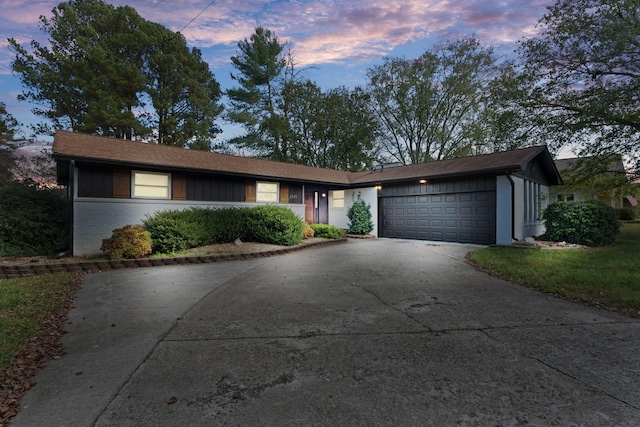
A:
[332,190,345,208]
[557,194,575,202]
[132,171,170,199]
[256,182,279,202]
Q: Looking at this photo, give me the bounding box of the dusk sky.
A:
[0,0,554,143]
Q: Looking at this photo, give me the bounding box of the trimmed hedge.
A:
[245,205,304,246]
[542,200,620,246]
[143,205,304,254]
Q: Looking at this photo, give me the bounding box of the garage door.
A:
[380,191,496,245]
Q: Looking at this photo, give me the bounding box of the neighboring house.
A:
[553,157,630,208]
[53,131,562,255]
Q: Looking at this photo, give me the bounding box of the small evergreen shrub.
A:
[143,210,201,254]
[303,222,315,239]
[543,200,620,246]
[310,224,345,239]
[245,205,304,246]
[618,207,637,221]
[347,193,374,235]
[0,181,68,257]
[100,225,152,259]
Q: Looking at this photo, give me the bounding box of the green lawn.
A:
[0,273,80,368]
[469,222,640,317]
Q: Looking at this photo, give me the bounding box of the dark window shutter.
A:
[112,169,130,198]
[172,174,187,200]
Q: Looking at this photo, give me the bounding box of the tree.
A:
[9,0,222,147]
[517,0,640,164]
[226,27,292,160]
[0,103,20,186]
[282,81,379,171]
[366,37,499,164]
[143,24,223,150]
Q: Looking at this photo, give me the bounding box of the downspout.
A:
[68,160,75,255]
[506,172,516,242]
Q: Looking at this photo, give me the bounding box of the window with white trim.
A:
[256,182,279,202]
[331,190,345,209]
[132,171,170,199]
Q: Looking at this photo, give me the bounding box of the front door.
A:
[304,187,329,224]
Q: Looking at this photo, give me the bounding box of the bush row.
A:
[103,205,337,259]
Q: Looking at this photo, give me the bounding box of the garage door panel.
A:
[380,190,496,245]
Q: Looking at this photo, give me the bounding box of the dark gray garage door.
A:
[380,191,496,245]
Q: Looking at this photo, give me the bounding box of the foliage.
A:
[516,0,640,161]
[309,224,345,239]
[469,223,640,316]
[100,224,152,259]
[0,181,68,257]
[0,272,79,368]
[142,210,202,254]
[283,82,379,171]
[366,37,501,164]
[542,201,620,246]
[244,205,304,246]
[143,206,304,253]
[347,193,374,235]
[554,155,635,206]
[618,207,637,221]
[226,26,291,159]
[8,0,222,145]
[0,103,20,186]
[302,222,315,239]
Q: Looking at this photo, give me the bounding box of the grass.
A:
[469,222,640,317]
[0,273,80,368]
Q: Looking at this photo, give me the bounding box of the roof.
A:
[350,145,561,185]
[52,130,352,185]
[52,130,562,186]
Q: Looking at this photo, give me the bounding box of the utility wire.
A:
[179,0,216,33]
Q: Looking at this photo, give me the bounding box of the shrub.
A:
[347,193,374,235]
[100,225,152,259]
[303,222,315,239]
[245,205,304,246]
[542,200,620,246]
[208,207,249,243]
[143,210,201,254]
[618,207,637,221]
[310,224,345,239]
[0,181,68,257]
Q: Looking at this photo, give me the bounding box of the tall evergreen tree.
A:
[9,0,222,148]
[226,27,292,159]
[0,102,20,186]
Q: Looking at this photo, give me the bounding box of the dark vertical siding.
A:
[288,184,302,203]
[186,175,244,201]
[77,165,113,198]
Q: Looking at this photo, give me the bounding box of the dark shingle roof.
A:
[52,130,561,186]
[52,130,352,185]
[349,145,559,185]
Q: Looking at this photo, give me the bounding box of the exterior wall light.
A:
[419,179,427,184]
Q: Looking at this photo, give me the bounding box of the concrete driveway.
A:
[11,239,640,426]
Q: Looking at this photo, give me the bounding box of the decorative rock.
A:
[234,238,243,246]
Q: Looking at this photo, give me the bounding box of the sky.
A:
[0,0,554,144]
